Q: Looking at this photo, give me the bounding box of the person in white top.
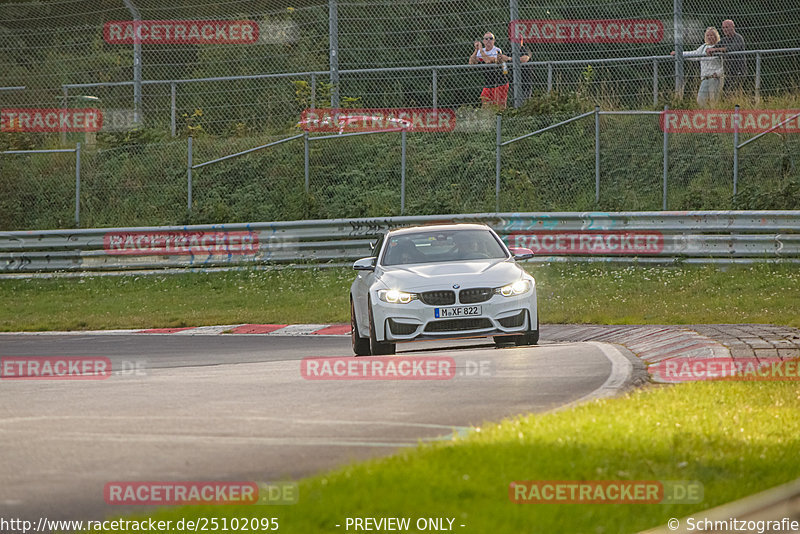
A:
[672,27,724,106]
[469,32,511,108]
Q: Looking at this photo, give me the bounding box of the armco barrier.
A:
[1,211,799,274]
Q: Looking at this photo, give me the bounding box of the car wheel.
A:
[368,297,395,356]
[515,312,540,346]
[351,299,371,356]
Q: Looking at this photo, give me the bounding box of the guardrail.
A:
[640,476,800,534]
[1,211,799,274]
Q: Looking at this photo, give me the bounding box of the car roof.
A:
[387,223,492,236]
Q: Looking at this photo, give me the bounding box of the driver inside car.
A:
[385,237,422,265]
[451,231,488,260]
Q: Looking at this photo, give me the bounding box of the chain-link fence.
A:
[4,0,800,130]
[2,0,800,230]
[5,109,798,230]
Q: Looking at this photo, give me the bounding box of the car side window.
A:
[371,236,384,258]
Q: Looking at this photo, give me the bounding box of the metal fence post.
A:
[304,132,310,194]
[755,52,762,104]
[310,73,317,109]
[674,0,685,99]
[653,59,659,106]
[662,105,669,210]
[61,87,69,145]
[509,0,521,108]
[400,129,407,215]
[594,106,600,204]
[187,136,193,212]
[546,63,553,94]
[74,142,81,226]
[170,82,177,137]
[495,114,502,212]
[432,69,438,111]
[733,105,740,197]
[328,0,339,109]
[123,0,143,124]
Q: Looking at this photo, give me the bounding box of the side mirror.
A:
[353,257,376,271]
[509,247,534,261]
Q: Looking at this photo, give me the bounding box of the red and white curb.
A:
[0,323,353,336]
[544,325,732,384]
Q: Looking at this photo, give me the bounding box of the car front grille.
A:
[388,319,418,336]
[424,318,493,333]
[459,287,494,304]
[419,290,456,306]
[498,310,526,328]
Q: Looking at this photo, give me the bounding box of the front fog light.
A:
[378,289,418,304]
[496,280,531,297]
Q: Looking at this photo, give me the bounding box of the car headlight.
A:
[495,279,532,297]
[378,289,419,304]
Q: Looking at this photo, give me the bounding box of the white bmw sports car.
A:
[349,223,538,356]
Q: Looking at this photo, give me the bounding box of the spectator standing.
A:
[518,38,534,101]
[708,19,747,94]
[672,27,724,106]
[469,32,510,108]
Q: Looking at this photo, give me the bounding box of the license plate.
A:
[434,306,482,318]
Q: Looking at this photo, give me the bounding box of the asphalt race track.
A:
[0,334,639,522]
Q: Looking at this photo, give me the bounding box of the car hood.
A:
[377,259,527,290]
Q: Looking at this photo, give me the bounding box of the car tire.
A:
[368,297,396,356]
[351,299,371,356]
[515,312,540,346]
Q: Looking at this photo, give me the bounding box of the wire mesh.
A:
[500,112,597,212]
[0,149,76,230]
[308,131,404,218]
[406,124,497,216]
[598,113,666,211]
[191,134,306,224]
[79,138,188,228]
[667,128,735,210]
[736,130,800,209]
[3,0,800,113]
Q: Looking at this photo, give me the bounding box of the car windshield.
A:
[381,229,508,266]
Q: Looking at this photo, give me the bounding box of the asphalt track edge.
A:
[551,341,646,414]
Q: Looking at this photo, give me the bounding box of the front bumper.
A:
[371,290,537,342]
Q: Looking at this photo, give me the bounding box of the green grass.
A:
[4,94,800,231]
[2,263,799,331]
[540,263,800,327]
[0,269,355,331]
[83,378,800,533]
